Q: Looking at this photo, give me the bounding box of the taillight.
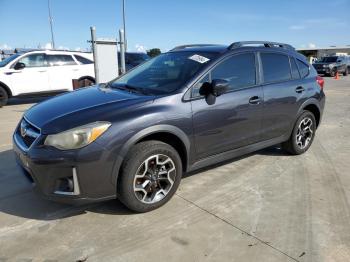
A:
[316,75,324,89]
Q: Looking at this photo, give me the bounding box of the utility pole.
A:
[48,0,55,49]
[122,0,127,50]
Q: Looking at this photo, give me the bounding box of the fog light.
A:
[54,168,80,195]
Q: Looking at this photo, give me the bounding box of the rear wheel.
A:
[118,141,182,212]
[0,86,9,107]
[343,67,348,76]
[282,111,316,155]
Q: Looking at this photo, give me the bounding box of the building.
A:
[297,46,350,63]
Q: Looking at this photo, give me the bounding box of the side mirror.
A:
[211,79,229,97]
[199,79,229,105]
[14,62,25,70]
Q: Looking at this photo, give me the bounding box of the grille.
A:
[314,64,325,70]
[16,118,40,148]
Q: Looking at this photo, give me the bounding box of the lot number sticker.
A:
[189,54,210,64]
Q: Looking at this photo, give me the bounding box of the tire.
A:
[343,68,348,76]
[0,86,9,107]
[78,77,95,88]
[282,111,317,155]
[118,140,182,212]
[330,69,336,77]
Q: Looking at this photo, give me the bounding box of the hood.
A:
[25,86,155,134]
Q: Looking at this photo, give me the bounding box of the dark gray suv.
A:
[13,41,325,212]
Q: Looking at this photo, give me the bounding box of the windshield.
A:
[0,53,21,67]
[111,51,218,95]
[319,57,338,63]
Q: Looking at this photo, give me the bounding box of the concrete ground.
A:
[0,77,349,262]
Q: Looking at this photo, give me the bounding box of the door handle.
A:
[38,70,47,73]
[295,86,305,93]
[249,96,261,104]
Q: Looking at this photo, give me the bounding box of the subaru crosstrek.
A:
[13,41,325,212]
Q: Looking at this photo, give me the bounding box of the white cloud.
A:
[0,44,12,50]
[135,44,147,53]
[308,43,317,48]
[44,42,53,49]
[289,25,306,30]
[75,47,82,51]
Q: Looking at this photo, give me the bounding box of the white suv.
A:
[0,50,95,106]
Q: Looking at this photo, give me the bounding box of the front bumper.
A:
[13,128,117,205]
[316,67,331,75]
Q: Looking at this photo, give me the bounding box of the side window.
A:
[74,55,93,64]
[296,59,309,78]
[17,54,47,68]
[290,57,300,79]
[261,53,291,83]
[211,53,256,92]
[192,74,210,98]
[48,55,77,66]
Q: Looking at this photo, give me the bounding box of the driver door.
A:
[191,52,263,160]
[10,53,50,95]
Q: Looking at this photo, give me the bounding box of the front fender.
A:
[110,124,190,187]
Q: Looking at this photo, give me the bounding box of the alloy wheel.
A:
[133,154,176,204]
[296,117,313,149]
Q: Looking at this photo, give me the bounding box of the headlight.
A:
[44,122,111,150]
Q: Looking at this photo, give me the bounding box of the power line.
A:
[48,0,55,49]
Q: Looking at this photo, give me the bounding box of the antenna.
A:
[48,0,55,49]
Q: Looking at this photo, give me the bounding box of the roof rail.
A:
[170,44,218,51]
[228,41,294,50]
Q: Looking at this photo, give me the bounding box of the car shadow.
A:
[0,149,134,221]
[0,145,288,221]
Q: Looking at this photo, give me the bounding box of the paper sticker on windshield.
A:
[188,54,210,64]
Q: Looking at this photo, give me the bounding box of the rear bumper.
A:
[13,132,117,205]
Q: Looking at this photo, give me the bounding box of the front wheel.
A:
[118,141,182,212]
[343,68,348,76]
[330,69,337,77]
[282,111,317,155]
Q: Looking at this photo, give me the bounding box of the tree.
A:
[147,48,161,57]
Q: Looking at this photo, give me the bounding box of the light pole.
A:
[122,0,127,50]
[48,0,55,49]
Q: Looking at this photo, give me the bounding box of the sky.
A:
[0,0,349,52]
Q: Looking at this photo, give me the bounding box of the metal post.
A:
[122,0,127,50]
[48,0,55,49]
[90,26,100,83]
[119,29,126,74]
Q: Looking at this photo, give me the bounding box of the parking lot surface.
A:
[0,77,350,262]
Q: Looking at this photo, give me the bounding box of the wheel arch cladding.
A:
[303,104,320,127]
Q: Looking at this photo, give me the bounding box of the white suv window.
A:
[17,53,48,68]
[74,55,93,64]
[47,55,77,66]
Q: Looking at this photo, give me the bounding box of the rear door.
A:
[9,53,50,94]
[260,52,307,140]
[191,52,263,159]
[47,54,78,91]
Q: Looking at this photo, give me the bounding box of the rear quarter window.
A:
[260,53,291,83]
[74,55,93,64]
[296,59,310,78]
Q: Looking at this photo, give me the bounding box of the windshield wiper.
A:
[111,84,148,95]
